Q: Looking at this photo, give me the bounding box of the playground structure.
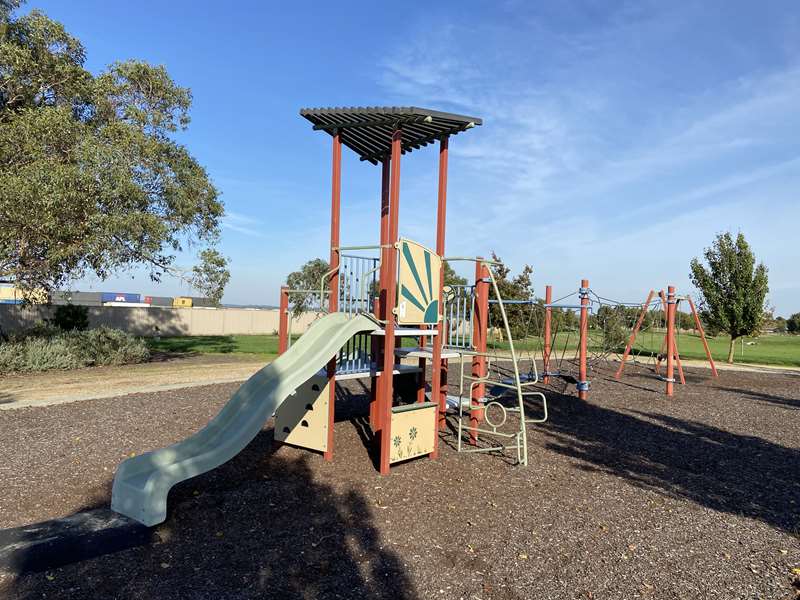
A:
[112,106,545,526]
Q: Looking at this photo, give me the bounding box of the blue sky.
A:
[25,1,800,315]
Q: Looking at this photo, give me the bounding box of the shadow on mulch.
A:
[716,386,800,411]
[529,386,800,536]
[7,428,418,599]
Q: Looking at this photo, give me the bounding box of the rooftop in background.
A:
[299,106,483,164]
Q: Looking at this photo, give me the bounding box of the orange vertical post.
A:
[278,286,289,355]
[543,285,552,384]
[378,129,402,475]
[371,159,391,433]
[665,285,676,397]
[324,131,341,461]
[687,296,719,377]
[578,279,590,400]
[432,136,449,440]
[470,259,489,445]
[614,289,655,379]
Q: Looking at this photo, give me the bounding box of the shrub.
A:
[0,326,150,374]
[51,304,90,331]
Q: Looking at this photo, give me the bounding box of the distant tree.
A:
[443,262,467,287]
[488,252,534,339]
[286,258,330,316]
[0,4,226,301]
[787,313,800,334]
[773,316,787,334]
[689,232,769,363]
[189,250,230,306]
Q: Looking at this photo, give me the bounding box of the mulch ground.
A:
[0,361,799,599]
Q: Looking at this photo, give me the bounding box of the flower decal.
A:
[393,435,402,448]
[409,427,418,440]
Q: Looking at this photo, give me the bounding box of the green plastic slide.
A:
[111,312,379,526]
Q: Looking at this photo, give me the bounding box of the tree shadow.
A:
[532,390,800,535]
[5,430,418,599]
[716,386,800,411]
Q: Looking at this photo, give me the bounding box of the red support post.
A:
[666,285,676,397]
[324,131,342,461]
[615,289,655,379]
[578,279,590,400]
[278,286,289,355]
[371,159,391,433]
[543,285,552,384]
[378,129,402,475]
[470,259,489,445]
[432,136,449,440]
[687,295,719,377]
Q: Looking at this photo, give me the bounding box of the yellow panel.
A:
[395,238,442,325]
[389,405,436,464]
[274,374,329,452]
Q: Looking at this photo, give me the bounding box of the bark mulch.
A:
[0,363,798,599]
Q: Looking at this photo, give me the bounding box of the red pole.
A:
[470,259,489,445]
[578,279,589,400]
[369,296,381,429]
[324,131,342,461]
[371,158,391,433]
[687,296,719,377]
[666,285,676,397]
[543,285,552,384]
[615,289,655,379]
[278,286,289,355]
[379,129,402,475]
[432,136,449,440]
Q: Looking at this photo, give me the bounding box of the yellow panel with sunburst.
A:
[395,238,442,325]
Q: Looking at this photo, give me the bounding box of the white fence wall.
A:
[0,305,321,337]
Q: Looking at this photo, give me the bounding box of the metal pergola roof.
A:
[299,106,482,164]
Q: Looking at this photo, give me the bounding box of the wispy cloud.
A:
[221,211,264,237]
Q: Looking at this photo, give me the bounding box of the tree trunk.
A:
[727,336,736,363]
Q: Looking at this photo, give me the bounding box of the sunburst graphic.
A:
[397,239,440,325]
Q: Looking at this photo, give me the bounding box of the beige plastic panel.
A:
[274,374,329,452]
[389,405,436,464]
[395,238,441,325]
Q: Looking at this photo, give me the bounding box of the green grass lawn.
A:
[148,331,800,367]
[492,330,800,367]
[148,335,280,359]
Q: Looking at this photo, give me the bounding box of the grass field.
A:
[496,330,800,367]
[148,335,280,359]
[148,330,800,367]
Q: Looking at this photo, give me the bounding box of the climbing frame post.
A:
[687,295,718,377]
[469,259,489,445]
[324,130,342,461]
[432,135,449,440]
[578,279,590,400]
[666,285,676,397]
[378,129,402,475]
[543,285,552,385]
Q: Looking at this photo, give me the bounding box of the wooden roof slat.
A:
[300,105,481,163]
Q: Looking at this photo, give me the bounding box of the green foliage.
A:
[443,262,467,287]
[190,249,230,306]
[488,253,534,339]
[0,325,149,373]
[50,303,89,331]
[0,6,226,300]
[689,232,769,362]
[787,313,800,334]
[286,258,330,316]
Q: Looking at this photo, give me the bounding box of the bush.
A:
[51,304,90,331]
[0,326,150,374]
